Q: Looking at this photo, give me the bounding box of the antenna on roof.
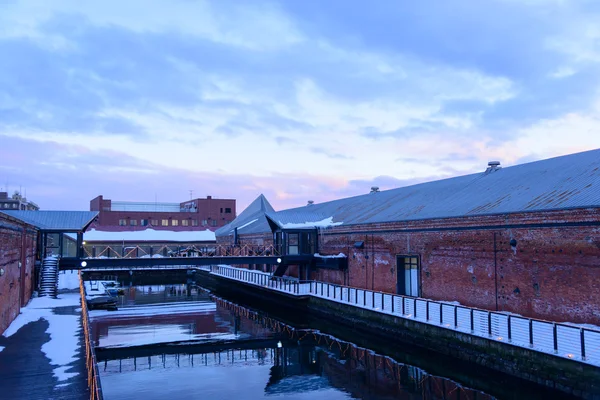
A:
[189,190,193,200]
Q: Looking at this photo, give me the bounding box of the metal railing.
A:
[79,271,104,400]
[211,265,600,367]
[211,265,312,295]
[85,244,281,259]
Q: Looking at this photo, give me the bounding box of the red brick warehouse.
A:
[216,149,600,325]
[0,213,37,335]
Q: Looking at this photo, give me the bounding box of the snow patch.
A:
[280,217,343,229]
[231,218,258,232]
[1,293,82,382]
[58,271,80,290]
[2,294,81,338]
[90,302,216,319]
[375,257,389,265]
[43,313,81,381]
[0,346,4,352]
[83,228,216,242]
[314,253,346,258]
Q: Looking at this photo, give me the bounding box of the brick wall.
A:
[0,213,37,335]
[230,208,600,324]
[90,196,236,231]
[313,208,600,324]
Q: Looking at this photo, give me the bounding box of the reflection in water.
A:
[94,285,496,400]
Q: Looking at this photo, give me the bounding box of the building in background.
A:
[0,191,40,211]
[89,195,236,232]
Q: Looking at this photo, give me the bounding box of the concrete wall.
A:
[0,213,37,335]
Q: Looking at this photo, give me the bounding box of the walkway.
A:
[0,289,89,400]
[210,264,600,367]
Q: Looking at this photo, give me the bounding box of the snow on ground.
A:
[280,217,343,229]
[2,293,82,383]
[83,228,216,242]
[58,271,80,290]
[0,346,4,352]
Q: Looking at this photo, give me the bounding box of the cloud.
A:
[1,1,600,213]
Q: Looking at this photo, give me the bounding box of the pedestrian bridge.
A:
[59,243,348,276]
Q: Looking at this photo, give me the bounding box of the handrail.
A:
[210,264,600,366]
[79,271,104,400]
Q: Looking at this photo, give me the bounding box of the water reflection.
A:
[94,285,496,400]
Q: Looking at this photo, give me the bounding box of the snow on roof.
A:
[233,218,258,232]
[279,217,343,229]
[216,194,275,237]
[83,228,216,242]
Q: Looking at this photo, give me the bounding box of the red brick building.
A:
[90,195,236,232]
[0,213,37,335]
[217,149,600,325]
[0,210,98,334]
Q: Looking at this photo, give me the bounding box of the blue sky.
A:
[1,0,600,212]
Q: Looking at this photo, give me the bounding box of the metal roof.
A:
[215,194,274,237]
[271,148,600,228]
[0,210,99,231]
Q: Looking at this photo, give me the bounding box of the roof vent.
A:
[485,161,502,173]
[307,200,314,206]
[370,186,380,193]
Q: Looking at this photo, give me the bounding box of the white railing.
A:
[211,265,312,295]
[210,265,600,367]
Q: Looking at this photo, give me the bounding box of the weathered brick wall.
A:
[315,208,600,324]
[0,213,37,335]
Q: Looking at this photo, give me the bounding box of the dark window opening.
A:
[397,255,420,297]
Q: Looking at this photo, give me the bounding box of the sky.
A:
[1,0,600,213]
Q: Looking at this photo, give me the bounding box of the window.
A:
[397,256,420,297]
[161,219,169,226]
[211,220,217,226]
[119,219,127,226]
[181,219,189,226]
[172,219,179,226]
[151,219,159,226]
[130,219,137,226]
[191,219,198,226]
[202,220,208,226]
[287,233,299,255]
[141,219,148,226]
[225,207,232,213]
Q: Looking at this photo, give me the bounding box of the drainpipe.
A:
[494,232,499,311]
[365,234,368,290]
[371,234,375,291]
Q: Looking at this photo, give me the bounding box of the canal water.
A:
[89,284,570,400]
